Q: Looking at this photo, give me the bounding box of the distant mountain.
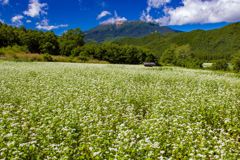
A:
[114,22,240,60]
[84,21,180,42]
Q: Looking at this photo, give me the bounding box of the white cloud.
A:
[11,15,24,26]
[140,10,170,26]
[141,0,240,26]
[97,10,111,20]
[100,11,127,25]
[147,0,171,9]
[0,0,9,5]
[0,19,4,23]
[141,0,171,25]
[36,19,68,30]
[167,0,240,25]
[26,19,32,23]
[24,0,48,18]
[140,11,154,23]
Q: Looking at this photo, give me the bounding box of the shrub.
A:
[78,51,90,62]
[0,50,4,56]
[231,54,240,72]
[211,60,228,71]
[42,53,53,62]
[0,45,29,55]
[71,46,82,57]
[145,54,155,62]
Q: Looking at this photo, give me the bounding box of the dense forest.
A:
[114,22,240,71]
[1,21,240,71]
[0,22,155,64]
[115,23,240,58]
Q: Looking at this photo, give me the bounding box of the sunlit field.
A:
[0,62,239,159]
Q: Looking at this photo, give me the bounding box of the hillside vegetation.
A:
[115,23,240,58]
[1,22,240,71]
[115,23,240,69]
[0,22,155,64]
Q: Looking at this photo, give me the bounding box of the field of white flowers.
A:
[0,62,239,159]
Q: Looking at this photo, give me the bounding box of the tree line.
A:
[1,22,240,71]
[159,43,240,72]
[115,23,240,72]
[0,22,156,64]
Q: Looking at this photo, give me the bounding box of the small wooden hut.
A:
[144,62,156,67]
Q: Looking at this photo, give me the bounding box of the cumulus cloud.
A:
[141,0,240,26]
[36,19,68,30]
[141,0,171,24]
[100,11,127,25]
[97,10,111,20]
[11,15,24,26]
[24,0,48,18]
[147,0,171,9]
[0,19,4,23]
[167,0,240,25]
[0,0,9,5]
[141,10,170,26]
[141,11,154,23]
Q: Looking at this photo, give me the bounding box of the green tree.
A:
[71,46,82,57]
[40,32,59,55]
[231,53,240,72]
[20,30,42,53]
[0,23,20,47]
[78,51,90,62]
[174,44,194,67]
[160,45,177,65]
[145,54,155,62]
[211,60,229,71]
[59,28,84,56]
[175,44,192,59]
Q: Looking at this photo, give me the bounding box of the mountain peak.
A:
[101,19,125,27]
[115,20,125,27]
[85,21,179,42]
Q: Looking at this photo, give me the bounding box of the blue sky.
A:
[0,0,240,34]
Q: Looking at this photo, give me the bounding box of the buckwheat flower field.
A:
[0,62,239,159]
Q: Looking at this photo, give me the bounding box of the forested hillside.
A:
[115,23,240,60]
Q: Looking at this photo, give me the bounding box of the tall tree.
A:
[232,52,240,72]
[0,24,19,47]
[59,28,84,56]
[20,30,42,53]
[40,32,59,55]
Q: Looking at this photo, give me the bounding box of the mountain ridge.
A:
[84,21,180,42]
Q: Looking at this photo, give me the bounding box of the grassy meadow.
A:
[0,62,239,159]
